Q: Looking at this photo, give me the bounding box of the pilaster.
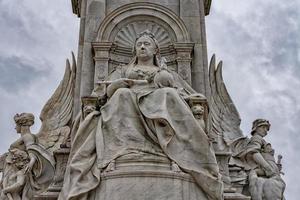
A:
[92,42,113,83]
[174,43,194,84]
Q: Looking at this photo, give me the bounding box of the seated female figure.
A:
[60,31,223,200]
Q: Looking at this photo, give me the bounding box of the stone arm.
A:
[106,78,135,98]
[153,69,175,88]
[26,153,37,173]
[2,172,25,194]
[247,136,275,177]
[9,138,24,149]
[92,66,124,98]
[2,173,8,188]
[252,153,275,177]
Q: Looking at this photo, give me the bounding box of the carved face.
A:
[191,104,204,118]
[8,148,29,169]
[83,105,96,118]
[255,125,269,137]
[135,36,157,62]
[15,124,21,133]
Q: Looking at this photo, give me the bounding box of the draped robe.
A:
[59,65,223,200]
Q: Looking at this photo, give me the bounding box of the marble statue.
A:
[231,119,285,200]
[59,31,223,200]
[187,94,208,135]
[0,1,288,199]
[0,53,76,199]
[0,113,56,200]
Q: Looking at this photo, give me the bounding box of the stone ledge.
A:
[224,192,251,200]
[204,0,213,16]
[101,169,195,182]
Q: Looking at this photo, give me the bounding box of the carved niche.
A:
[92,2,194,84]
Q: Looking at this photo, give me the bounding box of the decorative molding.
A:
[96,2,190,43]
[101,170,194,182]
[174,42,194,84]
[71,0,81,17]
[115,21,172,48]
[204,0,212,16]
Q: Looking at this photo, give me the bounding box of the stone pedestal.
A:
[224,193,250,200]
[95,156,209,200]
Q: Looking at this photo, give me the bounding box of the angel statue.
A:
[231,119,285,200]
[59,30,223,200]
[0,53,76,198]
[0,113,56,199]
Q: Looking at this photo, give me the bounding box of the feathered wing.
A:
[36,53,76,152]
[207,55,243,151]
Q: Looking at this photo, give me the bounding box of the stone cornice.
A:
[204,0,212,15]
[71,0,81,17]
[204,0,212,16]
[72,0,212,17]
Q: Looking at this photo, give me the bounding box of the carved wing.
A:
[207,55,243,150]
[36,53,76,152]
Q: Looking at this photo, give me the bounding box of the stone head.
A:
[7,148,29,169]
[186,94,207,119]
[133,30,160,64]
[14,113,34,133]
[81,96,98,118]
[191,104,204,118]
[251,119,270,136]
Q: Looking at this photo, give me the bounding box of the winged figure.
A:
[0,53,76,199]
[207,55,243,151]
[36,52,76,152]
[207,55,285,200]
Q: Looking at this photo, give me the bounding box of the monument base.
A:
[96,156,209,200]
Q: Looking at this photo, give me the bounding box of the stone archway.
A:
[96,2,190,43]
[92,2,194,84]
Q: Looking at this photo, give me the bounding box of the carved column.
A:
[92,42,113,83]
[174,43,194,85]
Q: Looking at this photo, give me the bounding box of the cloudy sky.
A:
[0,0,299,199]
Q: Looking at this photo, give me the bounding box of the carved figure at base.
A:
[59,31,223,200]
[0,149,28,200]
[187,94,208,133]
[0,113,56,199]
[231,119,285,200]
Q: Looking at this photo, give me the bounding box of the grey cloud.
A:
[0,2,54,48]
[0,0,78,155]
[0,55,50,92]
[207,1,300,199]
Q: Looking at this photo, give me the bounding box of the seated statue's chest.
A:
[126,66,158,80]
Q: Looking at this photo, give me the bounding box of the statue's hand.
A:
[153,69,174,88]
[24,156,36,174]
[277,163,282,172]
[264,166,277,177]
[2,188,8,194]
[106,78,133,97]
[24,164,33,174]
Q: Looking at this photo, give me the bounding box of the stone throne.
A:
[64,0,248,199]
[73,0,213,115]
[65,1,250,200]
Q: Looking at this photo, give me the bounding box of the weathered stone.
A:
[0,1,287,200]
